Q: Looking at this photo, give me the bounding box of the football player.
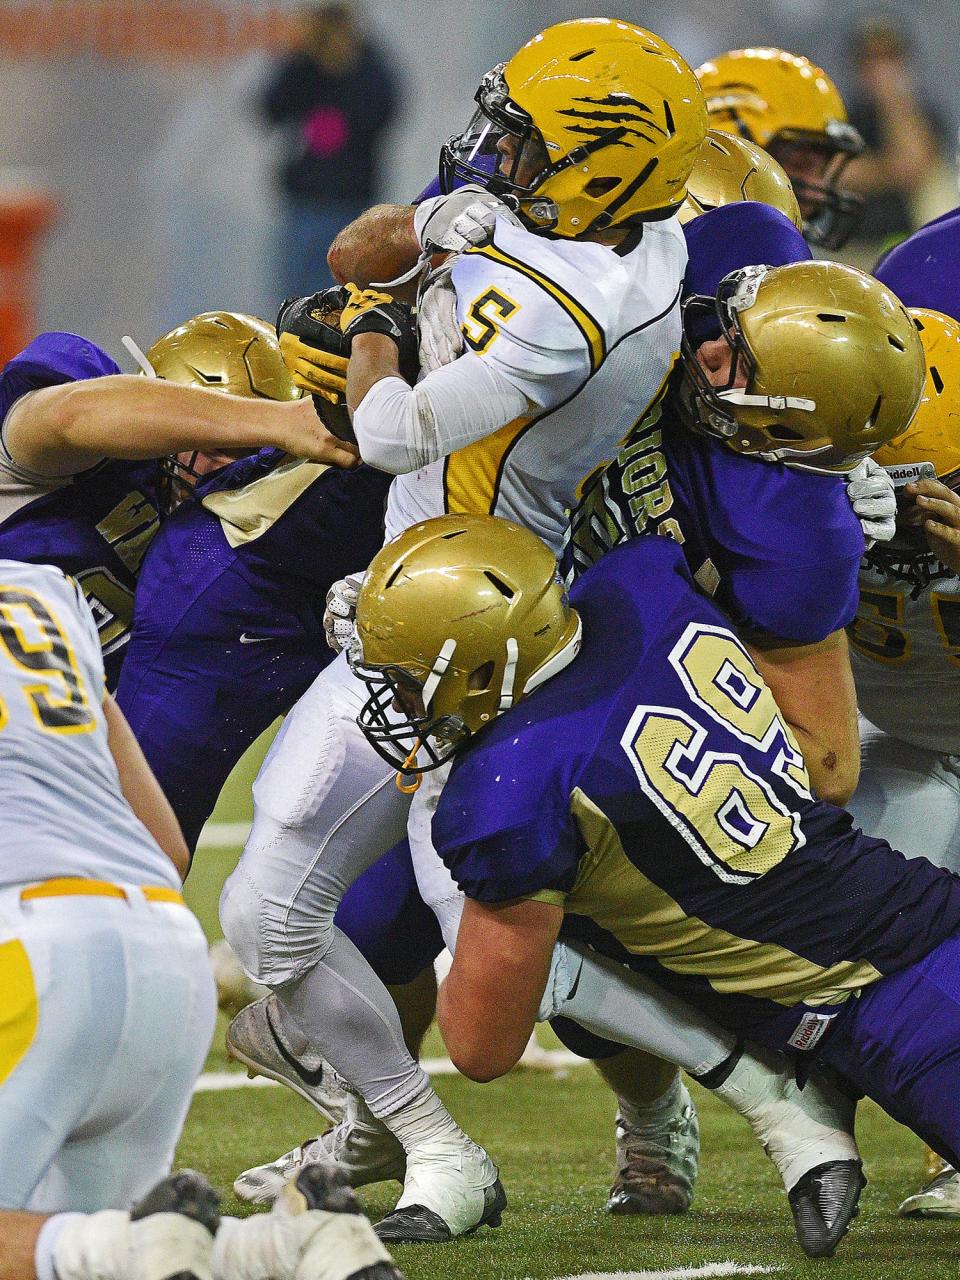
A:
[0,558,213,1269]
[0,316,356,687]
[235,157,901,1221]
[219,17,709,1243]
[113,318,391,855]
[696,47,865,250]
[845,305,960,1218]
[351,512,960,1259]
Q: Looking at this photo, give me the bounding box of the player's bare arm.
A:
[437,896,562,1082]
[0,1211,44,1280]
[910,477,960,571]
[3,376,359,477]
[747,628,860,806]
[103,693,190,881]
[328,204,419,291]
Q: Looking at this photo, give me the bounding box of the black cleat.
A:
[129,1170,221,1280]
[788,1158,866,1258]
[374,1178,507,1244]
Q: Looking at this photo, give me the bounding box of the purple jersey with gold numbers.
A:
[434,537,960,1041]
[0,333,163,687]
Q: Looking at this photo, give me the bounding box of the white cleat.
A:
[606,1084,700,1215]
[374,1137,506,1244]
[898,1165,960,1218]
[712,1047,864,1258]
[234,1098,406,1205]
[226,994,348,1123]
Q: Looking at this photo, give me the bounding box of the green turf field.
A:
[180,755,960,1280]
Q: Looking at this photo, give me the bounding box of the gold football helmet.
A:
[352,514,582,775]
[677,129,802,229]
[695,48,864,248]
[678,261,925,474]
[867,308,960,591]
[145,312,300,509]
[146,312,301,402]
[440,18,707,237]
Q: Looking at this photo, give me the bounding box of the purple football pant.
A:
[818,933,960,1168]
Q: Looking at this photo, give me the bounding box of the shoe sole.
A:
[225,1037,344,1124]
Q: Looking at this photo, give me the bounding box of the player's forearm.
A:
[747,630,860,806]
[0,1211,45,1280]
[328,204,420,289]
[348,344,531,473]
[104,695,190,881]
[6,377,359,476]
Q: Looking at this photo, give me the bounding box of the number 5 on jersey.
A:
[461,287,520,354]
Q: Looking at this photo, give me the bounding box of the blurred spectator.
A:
[257,2,399,299]
[842,15,947,261]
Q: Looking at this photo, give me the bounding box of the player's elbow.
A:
[447,1038,514,1083]
[812,755,860,808]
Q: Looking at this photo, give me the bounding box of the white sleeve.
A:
[352,354,531,475]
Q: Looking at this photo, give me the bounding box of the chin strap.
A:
[121,335,157,377]
[396,744,423,794]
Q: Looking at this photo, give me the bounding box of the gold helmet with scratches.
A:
[352,514,581,775]
[146,311,301,402]
[679,260,925,475]
[678,129,803,229]
[440,18,707,238]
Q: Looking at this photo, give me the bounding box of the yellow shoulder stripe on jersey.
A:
[466,244,606,374]
[0,940,37,1086]
[569,790,882,1007]
[444,414,535,517]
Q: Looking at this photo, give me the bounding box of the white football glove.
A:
[324,572,366,654]
[846,457,896,548]
[413,184,521,254]
[212,1173,400,1280]
[418,259,463,374]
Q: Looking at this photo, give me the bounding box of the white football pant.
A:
[847,716,960,872]
[219,651,431,1117]
[0,885,215,1212]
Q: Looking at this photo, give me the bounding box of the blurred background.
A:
[0,0,955,362]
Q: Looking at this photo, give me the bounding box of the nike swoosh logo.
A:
[239,633,274,644]
[265,1002,328,1088]
[566,956,585,1002]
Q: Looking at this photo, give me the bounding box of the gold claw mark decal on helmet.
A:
[439,18,706,239]
[678,261,925,475]
[146,312,301,403]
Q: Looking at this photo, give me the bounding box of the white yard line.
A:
[197,821,251,850]
[552,1266,777,1280]
[195,1049,585,1094]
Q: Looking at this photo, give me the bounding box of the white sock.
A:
[378,1083,473,1156]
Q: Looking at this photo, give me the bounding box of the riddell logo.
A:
[787,1011,836,1052]
[884,462,934,485]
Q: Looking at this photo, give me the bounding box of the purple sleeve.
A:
[682,202,811,302]
[679,434,865,643]
[435,742,582,903]
[873,209,960,323]
[0,332,120,423]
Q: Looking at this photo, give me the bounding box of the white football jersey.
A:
[384,214,687,554]
[0,559,179,889]
[850,561,960,754]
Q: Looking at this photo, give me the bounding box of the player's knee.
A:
[219,867,337,986]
